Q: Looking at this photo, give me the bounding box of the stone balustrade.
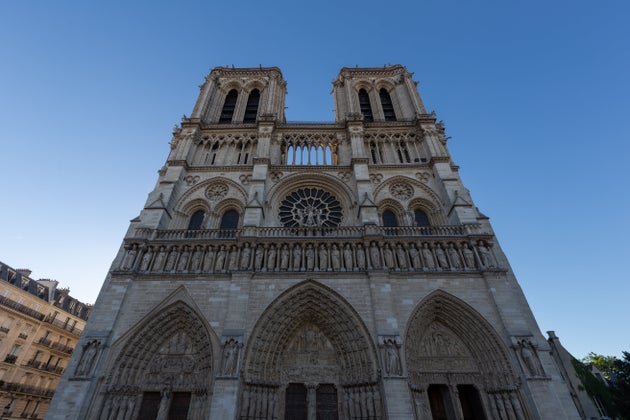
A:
[118,225,501,275]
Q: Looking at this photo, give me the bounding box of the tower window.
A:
[382,210,399,232]
[358,89,373,122]
[380,88,396,121]
[243,89,260,123]
[187,210,206,230]
[219,89,238,124]
[414,209,430,226]
[219,210,239,230]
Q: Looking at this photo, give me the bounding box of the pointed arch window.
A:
[243,89,260,123]
[220,210,239,230]
[358,89,373,122]
[379,88,396,121]
[414,209,430,227]
[187,210,206,230]
[219,89,238,123]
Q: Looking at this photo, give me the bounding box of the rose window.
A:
[279,188,342,228]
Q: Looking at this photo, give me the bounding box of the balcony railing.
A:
[0,326,9,333]
[0,295,46,321]
[24,359,64,375]
[0,381,55,398]
[4,354,18,364]
[42,316,82,337]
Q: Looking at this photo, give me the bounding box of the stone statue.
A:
[370,242,381,269]
[356,244,366,270]
[228,245,239,271]
[421,243,435,270]
[75,339,100,376]
[396,244,408,270]
[305,244,315,270]
[292,244,302,271]
[267,245,277,271]
[435,244,449,269]
[383,243,395,269]
[240,243,252,270]
[331,244,341,271]
[447,243,462,269]
[318,244,329,271]
[477,241,496,268]
[385,340,401,375]
[177,246,190,272]
[462,243,476,268]
[190,246,203,272]
[215,246,226,272]
[343,244,354,270]
[222,339,239,376]
[520,340,543,376]
[202,245,215,272]
[140,247,153,272]
[254,245,264,271]
[122,245,137,270]
[280,244,290,271]
[152,246,167,272]
[156,385,172,420]
[164,247,178,272]
[409,243,421,270]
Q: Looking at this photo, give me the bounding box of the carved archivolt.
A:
[374,175,442,208]
[239,281,383,419]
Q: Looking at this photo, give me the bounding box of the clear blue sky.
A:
[1,1,628,359]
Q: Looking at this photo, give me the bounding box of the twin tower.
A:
[48,66,581,419]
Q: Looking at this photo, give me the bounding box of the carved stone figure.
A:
[384,340,401,375]
[421,243,435,270]
[356,244,366,270]
[520,340,544,376]
[228,245,239,271]
[343,244,354,270]
[331,244,341,271]
[435,243,449,269]
[164,247,178,272]
[370,241,381,269]
[177,246,190,272]
[215,246,226,272]
[240,243,252,270]
[292,244,302,271]
[267,245,277,271]
[305,244,315,270]
[152,246,167,272]
[318,244,328,271]
[409,243,421,270]
[222,339,240,376]
[122,245,137,270]
[447,243,463,270]
[140,247,153,271]
[75,339,100,376]
[202,245,215,272]
[280,244,290,271]
[396,244,408,270]
[462,243,476,268]
[477,241,496,268]
[254,245,264,271]
[383,243,395,269]
[190,246,203,272]
[156,385,172,420]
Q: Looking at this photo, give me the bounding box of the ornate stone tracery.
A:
[279,188,343,228]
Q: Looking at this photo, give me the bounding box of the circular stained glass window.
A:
[279,188,342,228]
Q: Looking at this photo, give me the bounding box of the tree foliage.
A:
[582,351,630,419]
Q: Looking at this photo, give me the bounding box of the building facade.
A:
[0,262,90,419]
[48,65,582,419]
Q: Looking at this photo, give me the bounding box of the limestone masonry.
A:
[47,65,585,419]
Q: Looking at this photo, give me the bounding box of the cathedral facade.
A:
[47,65,581,419]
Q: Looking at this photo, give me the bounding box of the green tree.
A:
[582,351,630,419]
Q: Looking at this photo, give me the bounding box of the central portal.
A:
[284,383,339,420]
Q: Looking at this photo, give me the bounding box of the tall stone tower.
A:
[48,65,581,419]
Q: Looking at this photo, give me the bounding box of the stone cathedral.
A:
[48,65,581,419]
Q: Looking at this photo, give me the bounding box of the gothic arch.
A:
[405,290,526,419]
[239,280,383,419]
[175,178,247,212]
[374,175,443,209]
[266,173,358,226]
[94,289,219,419]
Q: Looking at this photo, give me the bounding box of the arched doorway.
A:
[239,281,382,419]
[405,291,527,420]
[95,301,215,420]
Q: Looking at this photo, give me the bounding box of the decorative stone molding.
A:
[205,183,229,201]
[389,182,413,200]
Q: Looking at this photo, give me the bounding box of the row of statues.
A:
[120,240,498,274]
